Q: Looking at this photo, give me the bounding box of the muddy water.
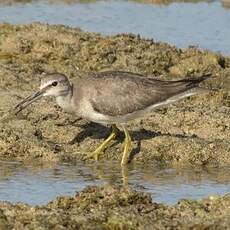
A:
[0,160,229,205]
[0,0,230,54]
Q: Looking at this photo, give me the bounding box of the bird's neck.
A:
[56,84,74,113]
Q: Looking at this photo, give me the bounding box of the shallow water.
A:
[0,0,230,55]
[0,160,229,205]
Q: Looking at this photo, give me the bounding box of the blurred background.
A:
[0,0,229,55]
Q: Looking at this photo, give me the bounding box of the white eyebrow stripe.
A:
[40,80,54,90]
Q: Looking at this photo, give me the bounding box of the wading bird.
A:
[13,71,211,165]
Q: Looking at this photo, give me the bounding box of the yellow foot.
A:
[87,147,104,161]
[85,124,119,161]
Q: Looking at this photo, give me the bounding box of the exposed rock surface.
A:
[0,23,229,167]
[0,185,229,229]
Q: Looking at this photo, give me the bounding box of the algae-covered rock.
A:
[0,185,229,229]
[0,23,229,167]
[169,49,224,76]
[0,209,10,230]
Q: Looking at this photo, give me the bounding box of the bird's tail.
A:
[167,86,210,105]
[178,73,213,87]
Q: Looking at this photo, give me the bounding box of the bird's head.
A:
[40,73,71,97]
[14,73,71,114]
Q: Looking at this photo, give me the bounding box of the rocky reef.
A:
[0,23,229,229]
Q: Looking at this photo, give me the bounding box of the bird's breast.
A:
[77,98,111,124]
[56,96,75,113]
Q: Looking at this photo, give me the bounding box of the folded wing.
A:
[84,71,209,116]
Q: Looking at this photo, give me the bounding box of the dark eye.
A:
[52,81,58,87]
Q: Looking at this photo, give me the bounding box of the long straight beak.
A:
[13,87,47,115]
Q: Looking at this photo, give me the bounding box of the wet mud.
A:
[0,23,229,228]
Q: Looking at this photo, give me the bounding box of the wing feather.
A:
[81,71,206,116]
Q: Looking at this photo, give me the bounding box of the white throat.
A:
[56,95,69,112]
[56,93,73,113]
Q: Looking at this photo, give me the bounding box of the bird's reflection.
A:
[1,159,230,185]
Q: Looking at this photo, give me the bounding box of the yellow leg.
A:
[88,124,119,160]
[121,126,132,166]
[121,165,129,186]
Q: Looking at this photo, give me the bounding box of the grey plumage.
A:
[79,71,209,117]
